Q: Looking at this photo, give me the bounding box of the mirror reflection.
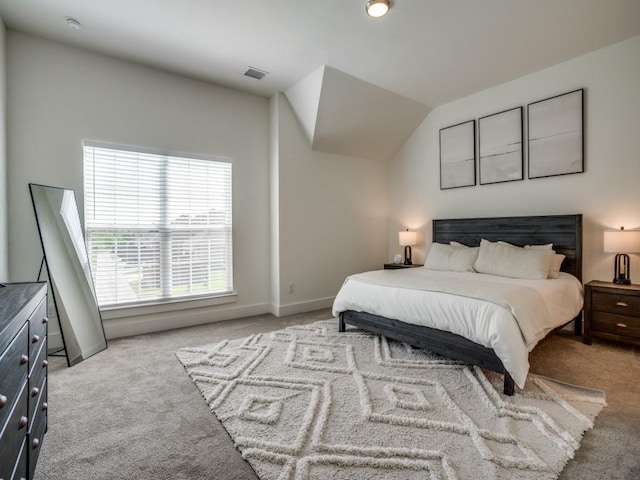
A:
[30,183,107,366]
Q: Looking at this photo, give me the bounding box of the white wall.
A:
[0,19,7,281]
[272,93,388,315]
[6,31,388,344]
[389,35,640,285]
[7,32,271,339]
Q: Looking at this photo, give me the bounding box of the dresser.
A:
[583,280,640,346]
[0,282,48,480]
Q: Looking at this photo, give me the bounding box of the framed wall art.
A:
[478,106,523,185]
[439,119,476,189]
[527,89,584,179]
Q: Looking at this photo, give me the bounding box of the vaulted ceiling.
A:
[1,1,639,161]
[1,0,639,109]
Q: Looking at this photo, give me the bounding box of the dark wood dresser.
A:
[583,280,640,346]
[0,282,48,480]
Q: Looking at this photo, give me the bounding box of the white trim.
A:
[103,302,271,339]
[271,296,335,317]
[83,139,231,164]
[100,292,238,320]
[50,296,335,347]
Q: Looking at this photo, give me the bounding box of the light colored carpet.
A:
[176,319,606,480]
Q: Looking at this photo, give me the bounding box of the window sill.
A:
[100,292,238,320]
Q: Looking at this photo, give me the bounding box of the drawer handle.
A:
[19,416,28,429]
[31,387,40,398]
[616,323,628,328]
[20,354,29,365]
[32,438,40,449]
[0,394,7,408]
[616,301,628,307]
[43,317,49,324]
[32,334,40,344]
[42,402,48,412]
[43,359,49,368]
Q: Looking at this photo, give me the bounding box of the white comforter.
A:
[332,268,583,388]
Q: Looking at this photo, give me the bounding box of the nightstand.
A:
[384,263,424,270]
[583,280,640,346]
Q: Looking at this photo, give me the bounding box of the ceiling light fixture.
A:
[366,0,391,18]
[65,16,82,30]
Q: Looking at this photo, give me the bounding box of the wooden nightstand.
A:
[583,280,640,346]
[384,263,424,270]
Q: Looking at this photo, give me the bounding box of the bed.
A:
[334,214,583,396]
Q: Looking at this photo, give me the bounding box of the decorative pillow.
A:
[474,239,553,280]
[497,241,553,250]
[425,242,479,272]
[450,241,469,247]
[524,243,554,250]
[546,253,566,279]
[496,241,563,278]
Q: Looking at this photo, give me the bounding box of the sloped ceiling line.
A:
[285,65,429,162]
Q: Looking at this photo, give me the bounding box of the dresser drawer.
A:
[28,299,47,376]
[592,291,640,316]
[11,437,28,480]
[592,312,640,339]
[28,380,47,480]
[0,382,28,480]
[28,344,48,432]
[0,322,29,431]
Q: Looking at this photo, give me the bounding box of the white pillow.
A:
[546,253,566,279]
[524,243,553,250]
[474,239,553,280]
[450,241,469,247]
[425,242,478,272]
[497,241,563,278]
[497,241,553,250]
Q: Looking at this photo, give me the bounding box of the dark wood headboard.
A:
[432,214,583,282]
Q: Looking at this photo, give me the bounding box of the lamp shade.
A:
[604,229,640,253]
[399,230,417,247]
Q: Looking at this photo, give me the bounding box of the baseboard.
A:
[102,302,271,340]
[272,296,335,317]
[48,296,335,344]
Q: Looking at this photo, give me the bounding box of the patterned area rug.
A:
[176,319,606,480]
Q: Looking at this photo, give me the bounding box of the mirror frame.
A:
[29,183,107,366]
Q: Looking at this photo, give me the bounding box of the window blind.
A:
[84,143,232,307]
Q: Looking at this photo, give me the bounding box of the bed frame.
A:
[339,214,583,395]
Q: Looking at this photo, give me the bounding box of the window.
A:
[84,142,232,308]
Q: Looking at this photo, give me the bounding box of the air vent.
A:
[244,67,268,80]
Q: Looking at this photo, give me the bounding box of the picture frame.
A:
[527,89,584,179]
[439,120,476,189]
[478,106,523,185]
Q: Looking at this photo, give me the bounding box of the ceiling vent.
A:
[244,67,268,80]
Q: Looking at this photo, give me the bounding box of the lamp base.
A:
[613,254,631,285]
[403,245,413,265]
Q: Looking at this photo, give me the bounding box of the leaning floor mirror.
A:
[30,183,107,366]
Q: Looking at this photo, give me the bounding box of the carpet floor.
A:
[176,319,606,480]
[34,309,640,480]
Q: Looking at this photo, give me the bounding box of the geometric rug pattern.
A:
[176,319,606,480]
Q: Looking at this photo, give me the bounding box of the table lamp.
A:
[399,229,417,265]
[604,227,640,285]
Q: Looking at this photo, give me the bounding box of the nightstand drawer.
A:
[592,291,640,316]
[592,312,640,339]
